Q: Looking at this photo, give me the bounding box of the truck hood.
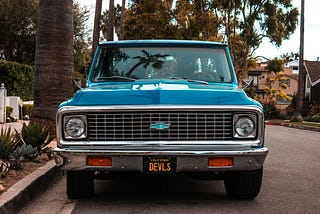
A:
[60,81,258,107]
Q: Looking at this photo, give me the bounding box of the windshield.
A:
[90,46,232,83]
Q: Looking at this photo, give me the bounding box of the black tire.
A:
[224,168,263,199]
[67,171,95,199]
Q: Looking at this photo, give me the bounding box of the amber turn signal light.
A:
[208,157,233,167]
[87,157,112,167]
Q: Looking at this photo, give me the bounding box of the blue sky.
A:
[81,0,319,61]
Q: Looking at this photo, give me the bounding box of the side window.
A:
[285,79,290,87]
[248,75,258,87]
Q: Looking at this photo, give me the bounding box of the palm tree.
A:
[92,0,103,58]
[33,0,74,132]
[292,0,305,122]
[107,0,115,41]
[119,0,126,40]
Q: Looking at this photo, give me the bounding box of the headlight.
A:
[64,115,87,139]
[234,114,256,138]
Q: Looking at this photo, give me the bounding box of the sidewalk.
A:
[265,120,320,132]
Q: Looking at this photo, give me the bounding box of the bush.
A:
[5,106,17,122]
[278,109,291,120]
[0,127,20,159]
[9,144,39,164]
[307,103,320,116]
[0,60,34,100]
[22,104,33,119]
[261,100,280,119]
[304,103,320,122]
[15,122,54,154]
[5,106,13,119]
[304,114,320,122]
[0,123,54,174]
[285,94,309,117]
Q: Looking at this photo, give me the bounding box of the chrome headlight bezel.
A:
[233,114,257,139]
[63,115,87,139]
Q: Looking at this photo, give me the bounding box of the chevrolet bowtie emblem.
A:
[150,122,171,130]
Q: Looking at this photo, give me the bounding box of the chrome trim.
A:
[54,147,268,171]
[86,111,232,141]
[56,105,264,147]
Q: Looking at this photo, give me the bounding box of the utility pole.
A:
[292,0,305,122]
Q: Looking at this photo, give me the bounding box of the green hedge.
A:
[0,60,34,101]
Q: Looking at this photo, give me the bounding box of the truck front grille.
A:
[87,111,233,141]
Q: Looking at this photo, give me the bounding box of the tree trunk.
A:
[119,0,126,40]
[292,0,305,122]
[92,0,103,58]
[107,0,115,41]
[33,0,74,133]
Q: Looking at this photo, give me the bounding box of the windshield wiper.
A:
[97,76,136,82]
[169,77,208,85]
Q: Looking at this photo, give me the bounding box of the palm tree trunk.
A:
[33,0,74,133]
[92,0,103,58]
[292,0,305,122]
[119,0,126,40]
[107,0,115,41]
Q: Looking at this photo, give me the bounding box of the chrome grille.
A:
[87,111,233,141]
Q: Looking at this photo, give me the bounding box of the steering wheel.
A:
[190,72,216,81]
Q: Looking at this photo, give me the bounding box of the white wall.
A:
[6,96,21,119]
[0,83,6,123]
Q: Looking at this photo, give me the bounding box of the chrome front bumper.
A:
[54,147,268,172]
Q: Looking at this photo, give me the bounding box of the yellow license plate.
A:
[143,157,176,173]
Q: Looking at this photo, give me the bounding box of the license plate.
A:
[143,157,176,173]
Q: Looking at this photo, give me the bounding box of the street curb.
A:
[0,160,63,214]
[265,121,320,132]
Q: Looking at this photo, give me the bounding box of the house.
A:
[285,60,299,74]
[304,61,320,103]
[241,61,298,108]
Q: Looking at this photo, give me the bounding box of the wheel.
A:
[224,168,263,199]
[67,171,95,199]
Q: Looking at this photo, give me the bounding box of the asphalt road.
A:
[20,125,320,214]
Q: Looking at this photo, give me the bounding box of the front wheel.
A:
[67,171,95,199]
[224,168,263,199]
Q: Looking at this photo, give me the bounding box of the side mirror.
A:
[73,79,82,92]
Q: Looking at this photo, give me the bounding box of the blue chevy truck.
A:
[54,40,268,199]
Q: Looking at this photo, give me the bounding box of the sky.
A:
[256,0,320,61]
[80,0,320,61]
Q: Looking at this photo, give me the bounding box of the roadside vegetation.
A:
[261,95,320,123]
[0,122,53,192]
